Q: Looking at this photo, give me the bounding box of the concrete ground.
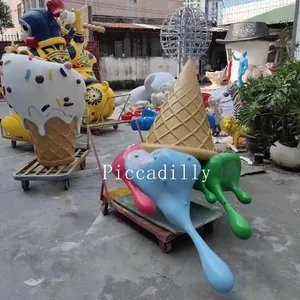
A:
[0,100,300,300]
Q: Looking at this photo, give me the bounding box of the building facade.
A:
[218,0,295,25]
[3,0,182,40]
[183,0,219,24]
[65,0,182,19]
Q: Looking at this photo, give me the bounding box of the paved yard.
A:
[0,101,300,300]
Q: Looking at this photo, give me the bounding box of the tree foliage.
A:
[0,0,14,33]
[239,62,300,148]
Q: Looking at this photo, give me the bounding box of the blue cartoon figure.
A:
[9,0,70,63]
[232,51,248,87]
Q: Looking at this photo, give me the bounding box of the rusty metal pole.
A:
[88,5,93,41]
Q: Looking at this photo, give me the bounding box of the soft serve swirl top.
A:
[0,54,86,136]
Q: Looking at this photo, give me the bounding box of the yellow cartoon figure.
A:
[221,116,249,148]
[1,111,31,145]
[82,81,115,124]
[60,13,115,124]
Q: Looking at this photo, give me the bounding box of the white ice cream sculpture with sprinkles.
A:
[0,53,86,166]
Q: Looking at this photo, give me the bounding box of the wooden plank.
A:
[55,165,69,175]
[24,161,39,175]
[34,166,46,175]
[75,149,81,157]
[68,150,89,173]
[45,167,55,175]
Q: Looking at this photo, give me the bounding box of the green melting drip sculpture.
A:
[194,153,252,240]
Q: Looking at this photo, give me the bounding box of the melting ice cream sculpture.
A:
[125,149,234,293]
[1,54,86,166]
[112,59,256,292]
[139,59,251,240]
[121,60,235,293]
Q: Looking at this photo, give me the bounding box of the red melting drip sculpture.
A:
[111,144,156,216]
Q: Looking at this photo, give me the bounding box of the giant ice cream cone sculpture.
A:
[142,59,216,160]
[1,54,86,166]
[24,118,77,166]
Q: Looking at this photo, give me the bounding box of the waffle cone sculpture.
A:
[0,54,86,167]
[142,59,216,160]
[25,118,77,167]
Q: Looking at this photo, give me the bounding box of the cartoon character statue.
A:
[60,13,115,123]
[125,149,234,294]
[208,95,222,133]
[1,54,86,166]
[221,116,249,148]
[1,111,31,142]
[232,51,248,87]
[13,0,69,62]
[130,73,176,103]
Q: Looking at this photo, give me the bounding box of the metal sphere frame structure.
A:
[160,6,212,67]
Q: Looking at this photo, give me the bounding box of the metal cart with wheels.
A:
[100,185,222,253]
[14,147,89,191]
[81,93,132,135]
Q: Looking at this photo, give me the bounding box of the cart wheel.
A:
[80,160,86,170]
[94,129,101,136]
[21,181,30,191]
[159,241,172,253]
[62,179,70,190]
[203,222,215,234]
[113,125,118,130]
[101,203,109,216]
[11,140,17,148]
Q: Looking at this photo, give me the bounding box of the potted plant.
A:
[238,75,279,158]
[238,61,300,170]
[269,65,300,170]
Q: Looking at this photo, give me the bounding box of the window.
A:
[17,3,22,19]
[39,0,45,7]
[114,41,123,57]
[21,0,26,12]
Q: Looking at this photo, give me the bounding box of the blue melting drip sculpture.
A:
[125,149,234,294]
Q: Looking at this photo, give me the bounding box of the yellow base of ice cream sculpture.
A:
[1,54,86,166]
